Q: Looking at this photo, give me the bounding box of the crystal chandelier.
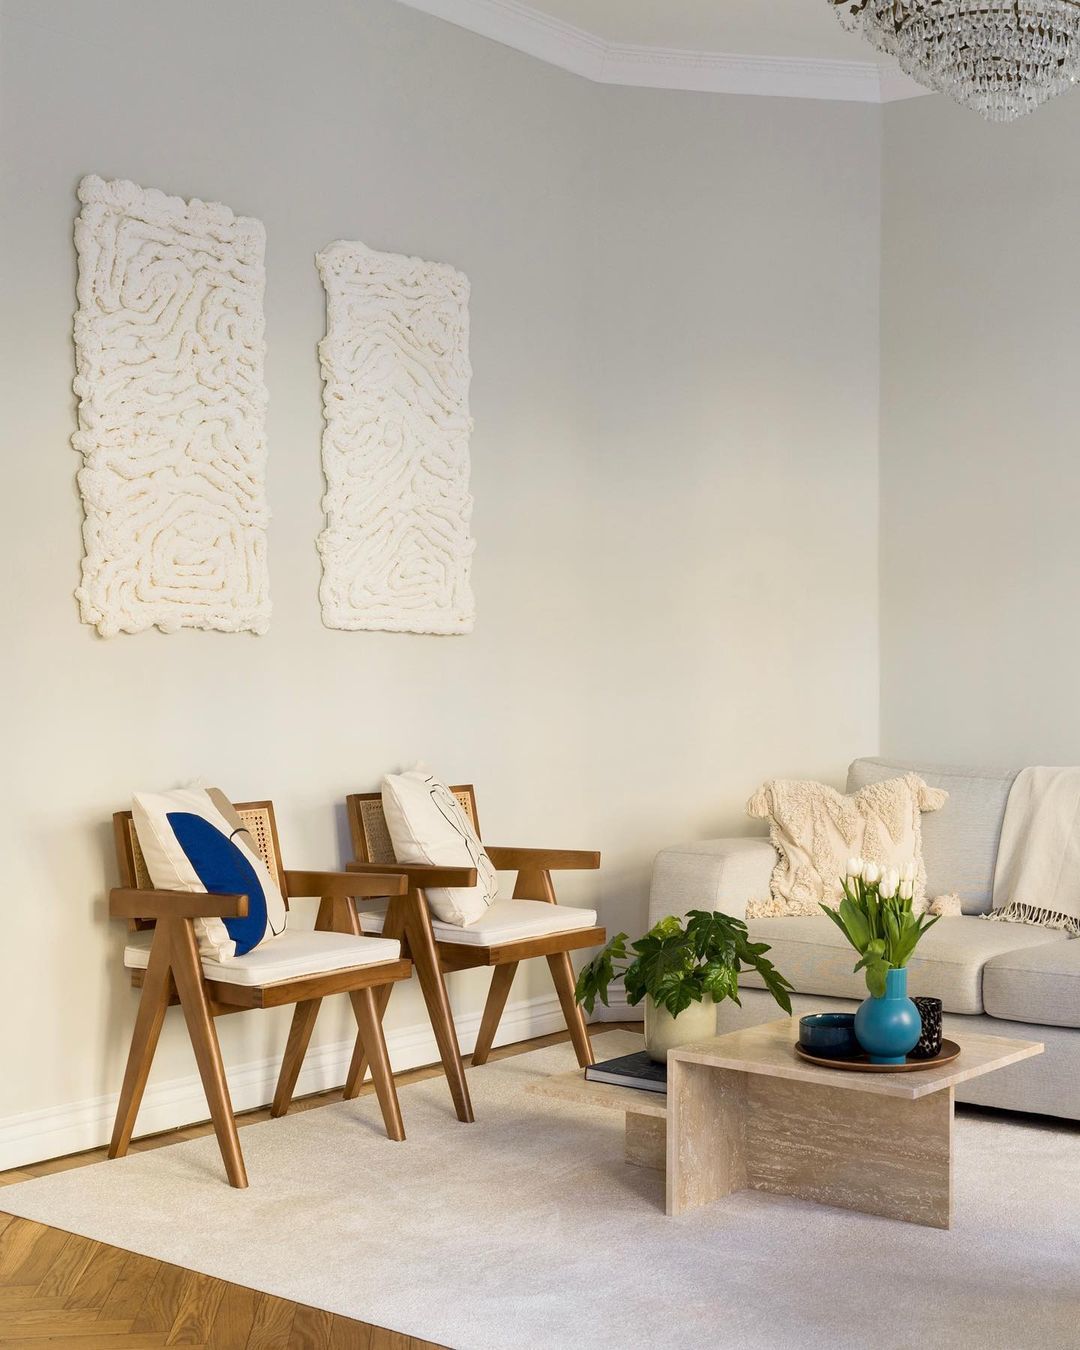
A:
[831,1,1080,121]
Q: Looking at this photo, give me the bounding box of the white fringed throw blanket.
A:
[986,766,1080,936]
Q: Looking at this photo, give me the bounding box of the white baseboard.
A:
[590,993,643,1023]
[0,992,568,1172]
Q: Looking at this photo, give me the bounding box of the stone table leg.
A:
[666,1060,747,1215]
[666,1060,953,1229]
[624,1110,666,1170]
[745,1076,953,1229]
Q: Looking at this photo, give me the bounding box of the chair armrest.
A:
[346,861,478,888]
[486,847,600,871]
[648,838,777,926]
[284,869,408,899]
[110,888,248,920]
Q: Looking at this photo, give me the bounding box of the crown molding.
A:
[394,0,928,103]
[878,63,928,103]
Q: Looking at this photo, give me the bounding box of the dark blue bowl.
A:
[799,1012,858,1057]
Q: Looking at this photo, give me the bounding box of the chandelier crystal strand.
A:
[831,1,1080,121]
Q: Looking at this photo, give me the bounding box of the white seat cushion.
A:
[124,928,401,986]
[984,940,1080,1029]
[359,898,597,946]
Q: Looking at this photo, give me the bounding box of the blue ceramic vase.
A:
[854,967,921,1064]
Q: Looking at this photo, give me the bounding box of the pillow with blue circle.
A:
[131,787,287,961]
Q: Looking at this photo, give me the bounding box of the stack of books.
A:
[584,1050,666,1094]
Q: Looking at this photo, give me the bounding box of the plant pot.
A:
[854,967,921,1064]
[643,995,717,1063]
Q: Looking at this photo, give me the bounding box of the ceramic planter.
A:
[643,995,716,1063]
[854,967,921,1064]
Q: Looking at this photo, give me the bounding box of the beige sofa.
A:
[648,758,1080,1119]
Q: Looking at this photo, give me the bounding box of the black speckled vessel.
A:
[911,996,943,1060]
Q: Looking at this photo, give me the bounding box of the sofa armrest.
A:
[648,838,776,927]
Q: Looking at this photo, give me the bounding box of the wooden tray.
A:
[794,1038,961,1073]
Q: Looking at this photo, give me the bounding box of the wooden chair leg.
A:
[271,999,322,1117]
[471,962,518,1066]
[547,950,595,1068]
[169,921,248,1189]
[351,891,475,1122]
[350,987,405,1141]
[343,891,404,1099]
[403,895,475,1123]
[109,929,173,1160]
[343,983,392,1100]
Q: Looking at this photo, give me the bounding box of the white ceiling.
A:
[524,0,881,65]
[397,0,924,102]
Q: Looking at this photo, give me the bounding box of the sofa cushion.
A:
[125,928,401,986]
[847,758,1017,915]
[360,898,596,946]
[738,914,1066,1014]
[984,939,1080,1029]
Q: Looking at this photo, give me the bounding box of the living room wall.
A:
[0,0,881,1162]
[880,94,1080,766]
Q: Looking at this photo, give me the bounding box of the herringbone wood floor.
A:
[0,1023,631,1348]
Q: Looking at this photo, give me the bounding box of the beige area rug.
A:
[4,1030,1080,1350]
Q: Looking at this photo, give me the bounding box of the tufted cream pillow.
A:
[745,773,947,919]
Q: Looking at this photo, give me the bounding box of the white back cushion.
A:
[381,768,497,925]
[846,758,1016,914]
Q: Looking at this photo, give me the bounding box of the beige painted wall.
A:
[881,94,1080,765]
[0,0,880,1160]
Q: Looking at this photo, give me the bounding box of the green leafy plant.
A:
[822,858,939,998]
[575,910,794,1019]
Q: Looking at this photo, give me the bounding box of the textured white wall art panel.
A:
[316,241,476,635]
[72,175,271,637]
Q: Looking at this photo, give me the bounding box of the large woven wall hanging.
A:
[73,175,271,636]
[316,241,475,635]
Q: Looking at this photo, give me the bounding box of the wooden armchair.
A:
[111,801,411,1188]
[342,786,604,1124]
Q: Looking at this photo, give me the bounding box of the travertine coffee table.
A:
[667,1018,1043,1229]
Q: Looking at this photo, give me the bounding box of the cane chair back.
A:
[348,786,480,865]
[114,799,287,931]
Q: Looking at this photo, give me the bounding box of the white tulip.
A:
[862,861,881,886]
[846,857,862,878]
[899,878,913,900]
[901,861,916,883]
[880,869,899,899]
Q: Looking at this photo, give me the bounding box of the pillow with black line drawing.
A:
[131,786,288,961]
[381,767,498,926]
